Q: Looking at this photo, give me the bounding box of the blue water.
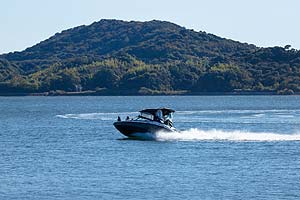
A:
[1,96,300,199]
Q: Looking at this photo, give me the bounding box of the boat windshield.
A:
[139,112,154,120]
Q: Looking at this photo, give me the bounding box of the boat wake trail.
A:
[155,128,300,142]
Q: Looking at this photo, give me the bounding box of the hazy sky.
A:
[1,0,300,54]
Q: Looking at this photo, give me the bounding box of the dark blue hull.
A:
[113,121,174,138]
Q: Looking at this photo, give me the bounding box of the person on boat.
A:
[164,112,173,127]
[155,110,164,123]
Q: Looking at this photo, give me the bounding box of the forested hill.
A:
[1,19,300,95]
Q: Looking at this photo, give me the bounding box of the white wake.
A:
[154,128,300,142]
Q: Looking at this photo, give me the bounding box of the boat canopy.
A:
[139,108,175,116]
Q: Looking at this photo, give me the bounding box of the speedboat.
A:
[113,108,176,138]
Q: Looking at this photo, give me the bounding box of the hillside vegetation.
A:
[1,19,300,95]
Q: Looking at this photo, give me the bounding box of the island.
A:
[0,19,299,95]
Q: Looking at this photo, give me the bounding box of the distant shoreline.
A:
[1,91,299,96]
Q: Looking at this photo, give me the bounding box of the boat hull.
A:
[113,121,175,138]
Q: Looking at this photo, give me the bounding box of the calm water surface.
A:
[1,96,300,199]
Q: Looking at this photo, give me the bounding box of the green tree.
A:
[92,68,120,89]
[48,69,81,92]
